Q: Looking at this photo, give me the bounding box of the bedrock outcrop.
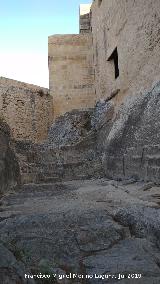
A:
[48,109,93,147]
[1,83,160,283]
[14,102,114,184]
[103,81,160,182]
[16,82,160,185]
[0,120,20,194]
[0,179,160,283]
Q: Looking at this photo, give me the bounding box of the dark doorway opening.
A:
[107,47,119,79]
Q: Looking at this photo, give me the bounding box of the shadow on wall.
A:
[0,119,20,194]
[103,81,160,183]
[9,82,160,185]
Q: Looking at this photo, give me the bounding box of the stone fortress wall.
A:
[91,0,160,108]
[0,77,53,143]
[79,4,92,33]
[49,0,160,118]
[48,4,95,119]
[45,0,160,184]
[0,0,160,143]
[48,34,95,119]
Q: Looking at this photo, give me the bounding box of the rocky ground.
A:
[0,178,160,284]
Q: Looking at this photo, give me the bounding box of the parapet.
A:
[0,77,53,143]
[0,77,49,95]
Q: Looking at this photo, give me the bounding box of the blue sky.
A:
[0,0,91,87]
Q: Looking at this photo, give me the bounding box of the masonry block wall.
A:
[1,0,160,143]
[48,34,96,119]
[91,0,160,107]
[0,77,53,143]
[79,4,92,34]
[49,0,160,118]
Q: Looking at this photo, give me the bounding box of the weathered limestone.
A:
[79,4,92,33]
[0,77,53,143]
[91,0,160,106]
[48,34,95,119]
[1,0,159,157]
[11,80,160,185]
[0,179,160,283]
[103,81,160,182]
[48,0,160,123]
[14,103,115,184]
[1,2,160,283]
[0,120,20,194]
[48,109,93,146]
[15,133,103,184]
[0,243,35,284]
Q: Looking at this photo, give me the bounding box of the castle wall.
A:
[48,34,96,119]
[0,77,53,143]
[79,4,92,34]
[0,121,20,193]
[91,0,160,107]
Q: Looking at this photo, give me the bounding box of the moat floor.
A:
[0,178,160,284]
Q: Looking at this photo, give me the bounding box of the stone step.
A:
[39,176,61,183]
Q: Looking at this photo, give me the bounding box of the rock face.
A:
[1,83,160,283]
[15,132,104,184]
[45,81,160,184]
[13,81,160,185]
[48,109,93,146]
[91,99,114,131]
[16,105,114,184]
[0,120,20,194]
[103,81,160,182]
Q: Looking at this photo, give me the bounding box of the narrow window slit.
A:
[107,47,119,79]
[98,0,103,8]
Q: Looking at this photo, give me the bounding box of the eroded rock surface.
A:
[0,179,160,283]
[15,82,160,185]
[15,100,115,184]
[0,121,20,194]
[48,109,93,147]
[0,243,35,284]
[104,81,160,182]
[2,83,160,283]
